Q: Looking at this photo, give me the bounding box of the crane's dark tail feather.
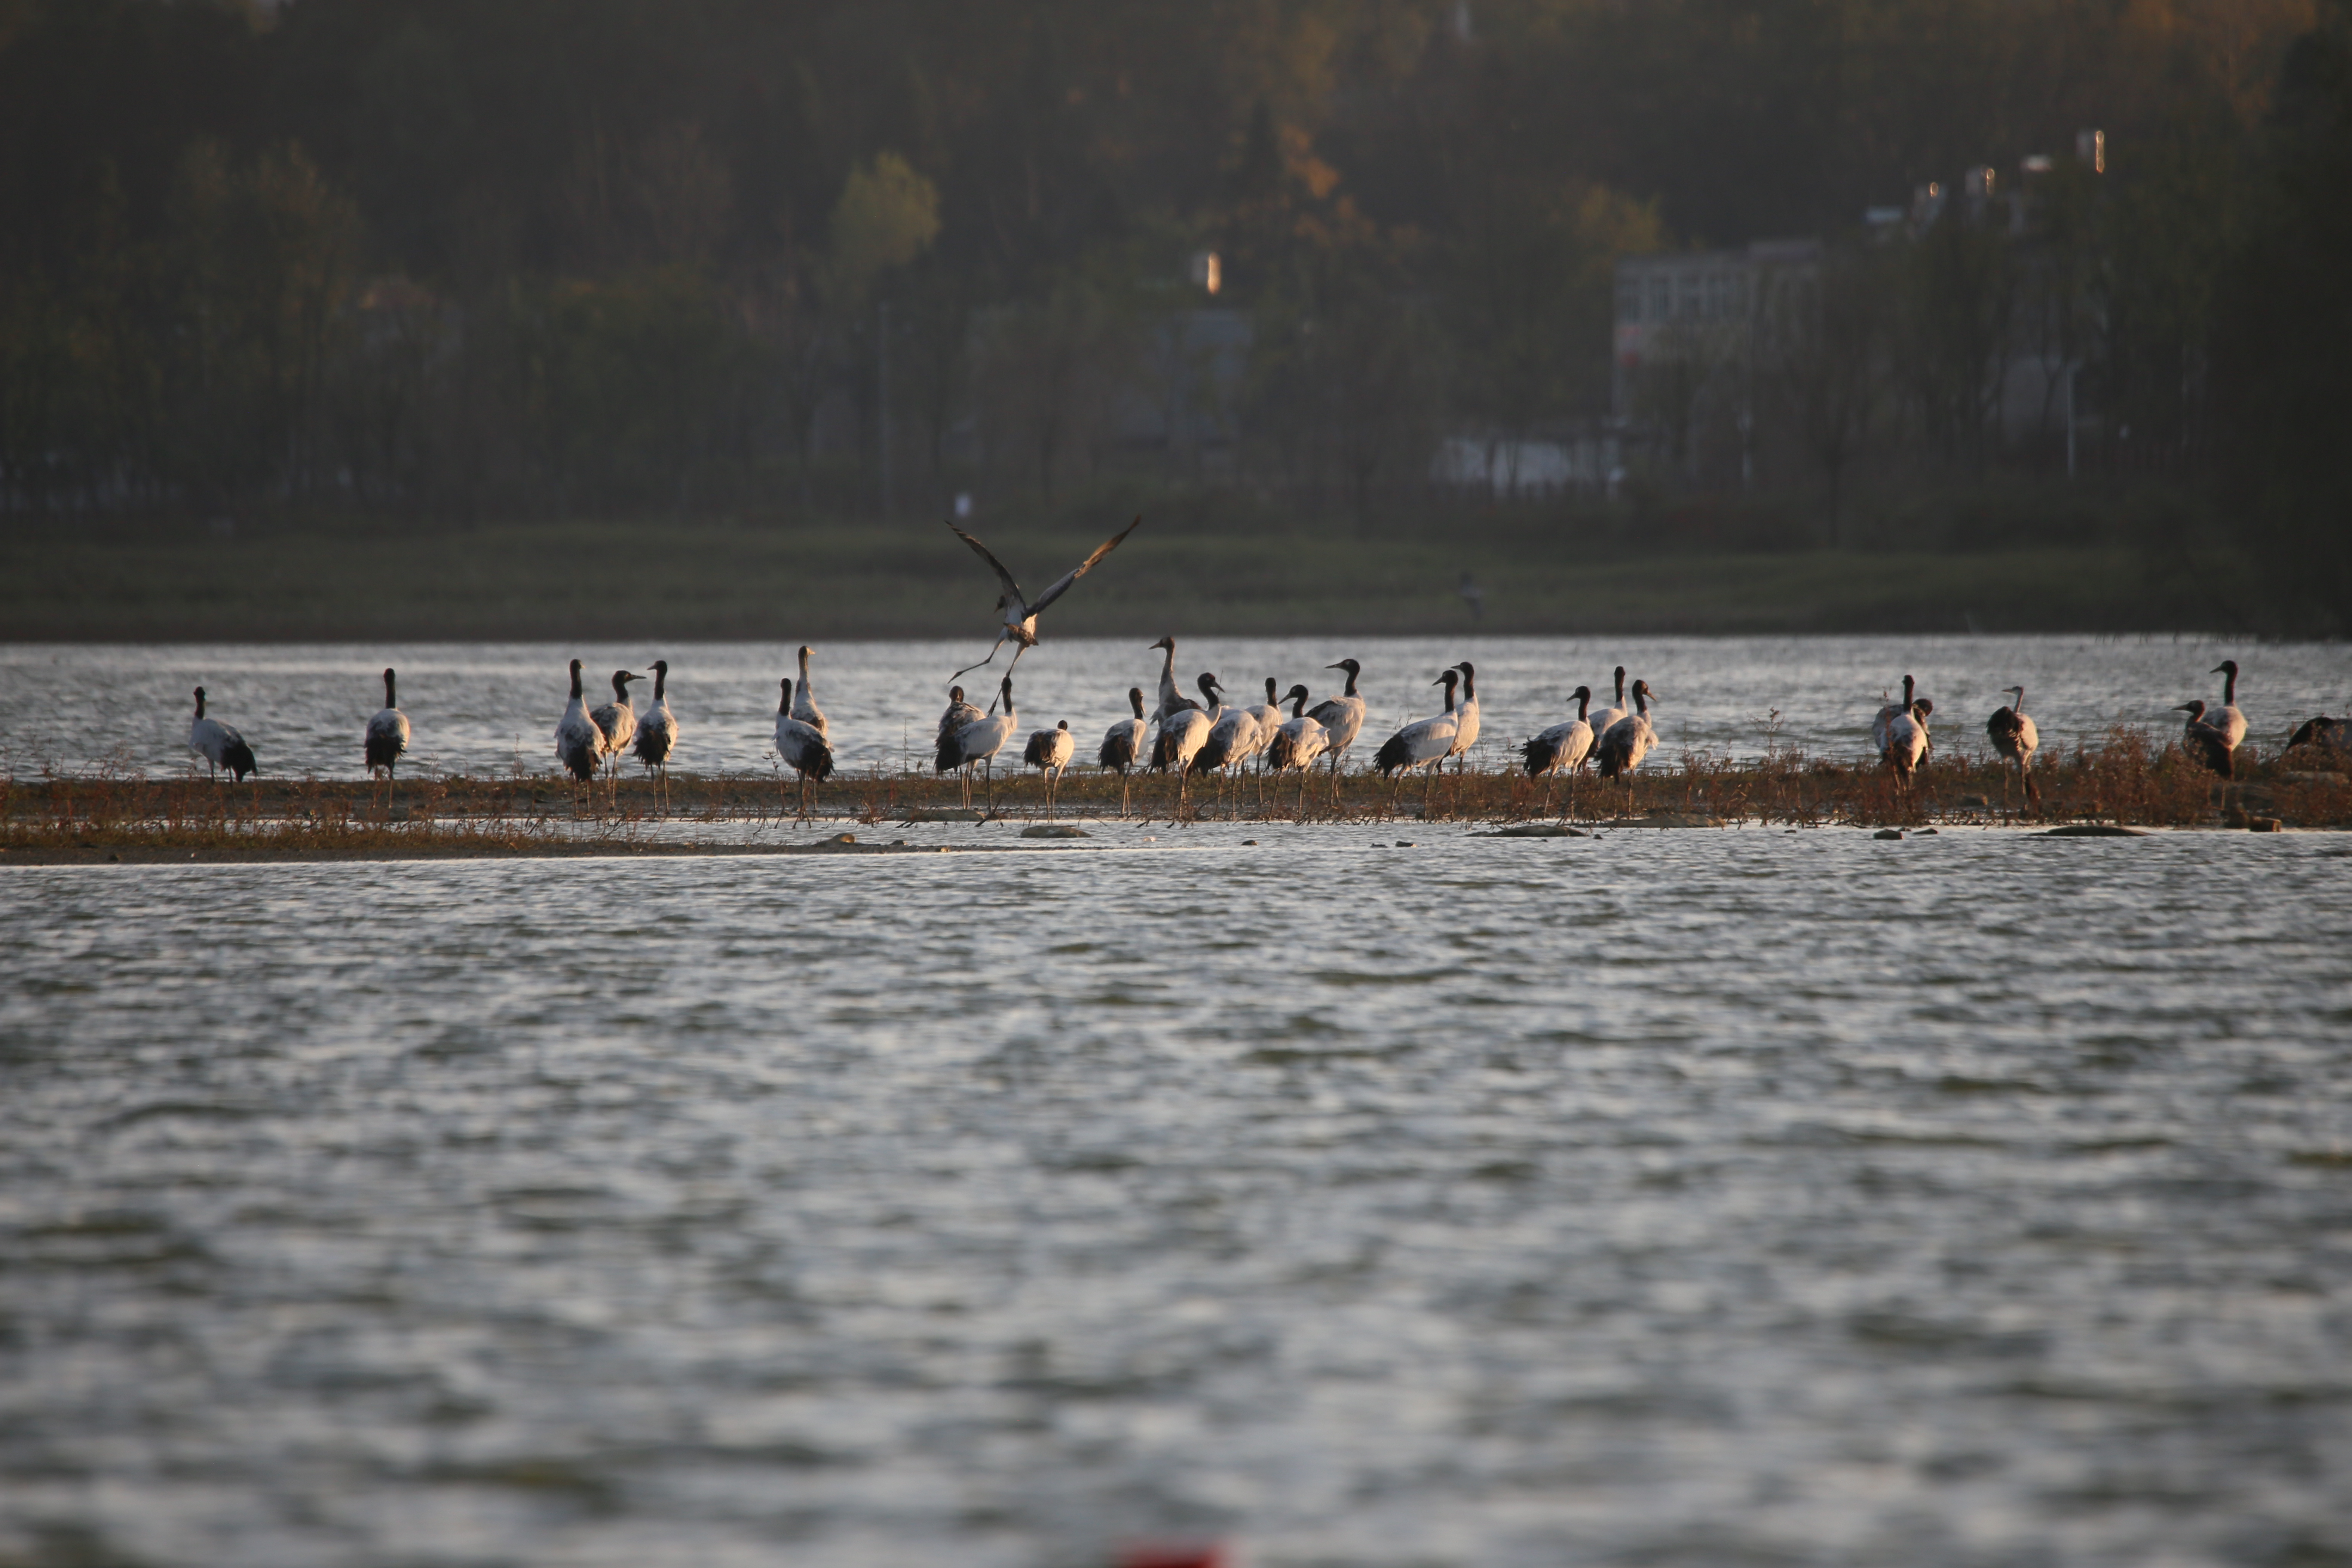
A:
[1597,742,1627,781]
[1521,737,1556,776]
[1098,737,1131,771]
[365,734,402,770]
[934,735,964,775]
[805,743,837,781]
[2186,729,2233,778]
[224,740,258,781]
[559,742,597,782]
[1372,735,1412,777]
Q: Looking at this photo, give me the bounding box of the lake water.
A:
[5,635,2347,781]
[4,821,2350,1567]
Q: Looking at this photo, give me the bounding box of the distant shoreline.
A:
[4,518,2260,641]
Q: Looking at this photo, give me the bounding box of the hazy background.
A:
[1,0,2346,637]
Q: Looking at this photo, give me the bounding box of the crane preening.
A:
[948,514,1144,690]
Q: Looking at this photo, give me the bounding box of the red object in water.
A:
[1116,1541,1229,1568]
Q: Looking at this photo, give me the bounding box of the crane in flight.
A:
[947,515,1144,694]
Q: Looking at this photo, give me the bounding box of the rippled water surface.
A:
[6,635,2347,779]
[4,825,2350,1567]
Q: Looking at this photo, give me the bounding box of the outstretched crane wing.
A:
[1027,514,1143,616]
[947,522,1029,608]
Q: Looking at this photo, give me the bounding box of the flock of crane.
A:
[176,515,2345,820]
[176,648,2345,824]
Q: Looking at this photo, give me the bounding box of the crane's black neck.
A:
[383,670,397,708]
[568,664,583,701]
[778,678,793,715]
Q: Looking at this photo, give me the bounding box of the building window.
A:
[1617,282,1642,323]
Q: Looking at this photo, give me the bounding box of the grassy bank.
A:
[0,511,2258,641]
[6,730,2343,862]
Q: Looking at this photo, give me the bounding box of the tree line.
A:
[0,0,2344,627]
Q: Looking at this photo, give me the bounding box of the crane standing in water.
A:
[938,675,1020,811]
[1098,688,1148,816]
[1522,684,1596,817]
[190,686,258,784]
[1596,679,1660,817]
[632,659,679,813]
[1024,720,1076,818]
[1985,685,2039,806]
[363,667,409,806]
[774,677,835,820]
[1308,658,1368,794]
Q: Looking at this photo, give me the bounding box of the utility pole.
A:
[2064,359,2079,480]
[877,300,894,519]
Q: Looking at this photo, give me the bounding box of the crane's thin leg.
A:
[951,636,1009,685]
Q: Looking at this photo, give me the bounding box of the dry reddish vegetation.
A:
[4,731,2345,860]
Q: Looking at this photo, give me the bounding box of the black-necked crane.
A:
[1589,665,1629,742]
[1308,658,1368,791]
[1193,676,1263,812]
[1883,697,1929,800]
[2207,660,2248,753]
[1024,720,1076,817]
[363,667,409,804]
[933,684,985,805]
[1098,687,1148,815]
[589,669,642,802]
[1881,672,1919,757]
[632,658,679,813]
[2175,698,2236,778]
[189,686,257,783]
[2287,715,2347,753]
[1522,684,1595,816]
[1447,660,1481,771]
[1242,677,1283,771]
[939,674,1019,812]
[793,646,829,736]
[1596,678,1659,815]
[553,659,603,811]
[1372,668,1462,810]
[1148,636,1202,725]
[775,677,835,820]
[1149,672,1216,815]
[1265,683,1329,817]
[1985,685,2039,805]
[948,514,1144,683]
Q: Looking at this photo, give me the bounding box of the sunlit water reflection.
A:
[3,825,2349,1566]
